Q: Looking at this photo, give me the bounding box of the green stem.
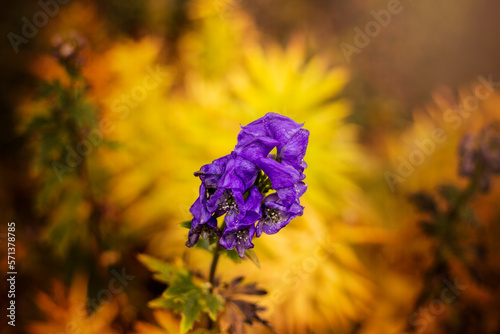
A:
[208,246,221,330]
[208,246,221,293]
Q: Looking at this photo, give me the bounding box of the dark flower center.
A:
[205,187,217,200]
[262,207,281,226]
[234,228,250,245]
[218,191,239,214]
[194,224,217,239]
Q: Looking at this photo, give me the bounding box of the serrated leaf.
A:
[179,221,192,229]
[180,293,203,334]
[166,273,198,296]
[137,254,179,284]
[148,296,183,312]
[244,249,260,269]
[204,293,224,320]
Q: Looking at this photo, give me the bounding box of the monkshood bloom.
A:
[186,113,309,257]
[256,181,307,237]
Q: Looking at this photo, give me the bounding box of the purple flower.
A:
[234,136,280,163]
[256,157,301,206]
[213,186,262,257]
[214,186,263,229]
[189,155,232,226]
[236,113,309,205]
[185,113,309,255]
[458,125,500,192]
[216,154,260,193]
[237,113,304,151]
[186,155,231,248]
[236,113,308,162]
[195,154,231,188]
[186,216,221,247]
[206,154,261,217]
[256,182,307,236]
[219,225,256,258]
[276,128,309,173]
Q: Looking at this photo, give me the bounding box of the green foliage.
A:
[243,249,260,269]
[220,248,260,269]
[222,248,242,263]
[179,221,192,229]
[138,254,224,333]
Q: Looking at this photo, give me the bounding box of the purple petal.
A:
[256,157,300,189]
[263,113,304,150]
[235,136,280,162]
[225,186,263,231]
[197,154,231,187]
[237,118,269,145]
[219,225,256,258]
[256,193,304,236]
[218,156,259,192]
[189,183,214,225]
[279,129,309,172]
[186,216,220,247]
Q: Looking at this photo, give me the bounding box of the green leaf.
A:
[137,254,180,284]
[223,249,242,263]
[180,293,203,334]
[203,293,224,320]
[102,140,124,149]
[148,296,183,312]
[166,273,199,296]
[194,237,211,252]
[244,249,260,269]
[179,220,192,229]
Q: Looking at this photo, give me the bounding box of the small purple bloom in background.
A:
[186,113,309,257]
[459,125,500,192]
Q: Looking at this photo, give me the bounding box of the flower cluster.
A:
[186,113,309,257]
[459,125,500,192]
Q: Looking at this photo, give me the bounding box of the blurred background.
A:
[2,0,500,333]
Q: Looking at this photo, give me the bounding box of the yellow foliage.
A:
[28,275,119,334]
